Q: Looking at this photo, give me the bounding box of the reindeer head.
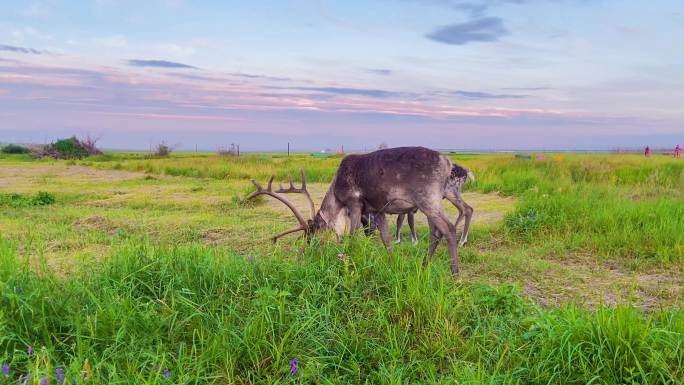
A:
[247,169,342,243]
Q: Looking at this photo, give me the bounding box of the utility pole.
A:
[287,142,290,157]
[237,145,240,157]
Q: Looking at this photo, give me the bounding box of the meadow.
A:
[0,151,682,384]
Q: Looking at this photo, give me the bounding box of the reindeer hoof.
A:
[394,239,401,244]
[451,266,460,275]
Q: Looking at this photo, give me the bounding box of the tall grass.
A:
[466,155,684,264]
[93,154,341,182]
[1,239,682,384]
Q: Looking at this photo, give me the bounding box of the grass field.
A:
[0,152,682,384]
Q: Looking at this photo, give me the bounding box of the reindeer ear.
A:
[467,170,476,182]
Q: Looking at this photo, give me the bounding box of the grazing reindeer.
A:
[395,164,474,246]
[247,146,463,274]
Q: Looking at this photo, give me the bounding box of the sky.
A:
[0,0,683,151]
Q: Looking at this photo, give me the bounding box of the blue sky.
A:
[0,0,682,150]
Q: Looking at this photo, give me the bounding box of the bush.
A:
[53,137,90,159]
[0,192,56,207]
[32,136,102,159]
[217,143,239,156]
[33,191,56,206]
[154,142,173,157]
[1,144,29,154]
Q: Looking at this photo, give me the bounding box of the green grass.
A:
[1,239,682,384]
[0,151,683,383]
[89,153,343,182]
[464,155,684,265]
[90,152,684,264]
[0,192,56,208]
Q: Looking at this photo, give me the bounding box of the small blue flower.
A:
[55,368,65,385]
[289,358,299,376]
[162,368,170,379]
[40,376,49,385]
[2,363,10,375]
[27,346,33,356]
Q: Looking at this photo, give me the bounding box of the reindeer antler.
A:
[275,169,316,220]
[246,175,312,242]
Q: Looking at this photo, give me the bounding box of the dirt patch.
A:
[517,255,684,310]
[73,215,122,235]
[199,228,231,245]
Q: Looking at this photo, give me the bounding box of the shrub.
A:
[78,135,103,157]
[154,142,173,157]
[32,136,102,159]
[0,192,56,207]
[52,137,90,159]
[33,191,56,206]
[217,143,239,156]
[1,144,30,154]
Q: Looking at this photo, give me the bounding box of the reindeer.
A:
[247,146,462,274]
[395,164,474,246]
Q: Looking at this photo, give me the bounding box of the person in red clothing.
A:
[644,145,651,157]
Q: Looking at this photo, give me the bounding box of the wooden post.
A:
[287,142,290,157]
[237,145,240,157]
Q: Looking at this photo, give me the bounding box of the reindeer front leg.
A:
[423,218,442,268]
[374,213,393,253]
[347,202,363,235]
[446,193,473,247]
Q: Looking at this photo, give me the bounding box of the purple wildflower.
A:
[55,368,65,385]
[2,363,10,375]
[27,346,33,355]
[162,368,170,379]
[289,358,299,376]
[40,376,49,385]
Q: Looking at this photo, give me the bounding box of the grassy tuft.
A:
[0,239,681,384]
